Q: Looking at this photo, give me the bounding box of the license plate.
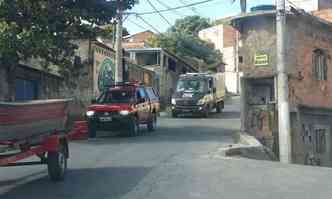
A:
[99,117,112,122]
[183,93,193,98]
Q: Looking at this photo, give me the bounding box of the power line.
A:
[178,0,200,15]
[127,18,148,30]
[129,0,218,16]
[154,0,185,17]
[146,0,172,26]
[135,15,162,34]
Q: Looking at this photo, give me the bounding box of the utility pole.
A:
[276,0,292,163]
[115,0,123,83]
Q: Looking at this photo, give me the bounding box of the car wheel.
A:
[128,117,139,137]
[203,106,209,118]
[88,122,97,138]
[216,102,221,113]
[148,113,157,132]
[172,111,178,118]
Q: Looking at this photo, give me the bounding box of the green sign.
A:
[254,53,269,66]
[98,58,115,91]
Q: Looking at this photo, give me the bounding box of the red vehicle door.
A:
[136,87,150,123]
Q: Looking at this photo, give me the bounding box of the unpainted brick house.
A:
[126,48,197,107]
[229,9,332,166]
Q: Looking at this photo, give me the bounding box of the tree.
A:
[97,25,130,40]
[147,16,223,72]
[169,15,210,36]
[0,0,136,101]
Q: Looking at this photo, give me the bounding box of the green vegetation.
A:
[147,16,223,72]
[0,0,136,101]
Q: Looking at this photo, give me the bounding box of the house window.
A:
[313,49,328,80]
[315,128,327,154]
[239,56,243,64]
[168,58,176,72]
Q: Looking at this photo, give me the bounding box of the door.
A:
[313,125,331,166]
[15,78,38,101]
[136,88,150,122]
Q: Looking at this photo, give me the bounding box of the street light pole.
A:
[115,0,123,83]
[276,0,292,163]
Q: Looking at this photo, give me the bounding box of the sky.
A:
[123,0,274,34]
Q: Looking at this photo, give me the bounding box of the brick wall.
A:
[313,8,332,22]
[223,25,236,48]
[287,18,332,108]
[237,15,276,77]
[124,31,155,43]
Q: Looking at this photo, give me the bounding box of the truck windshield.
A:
[176,79,206,93]
[97,90,134,104]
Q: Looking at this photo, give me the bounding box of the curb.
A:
[224,132,277,161]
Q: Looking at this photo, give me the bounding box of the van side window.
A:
[146,88,158,100]
[139,88,146,99]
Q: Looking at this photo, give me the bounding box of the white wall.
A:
[223,47,236,72]
[199,25,240,94]
[225,72,238,94]
[198,24,224,52]
[281,0,319,11]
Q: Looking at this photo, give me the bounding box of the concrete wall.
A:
[238,15,277,78]
[286,0,319,11]
[0,65,62,102]
[0,67,8,101]
[198,24,223,52]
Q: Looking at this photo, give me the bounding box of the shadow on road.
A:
[178,111,240,119]
[75,125,236,146]
[166,111,240,120]
[0,166,151,199]
[0,171,46,187]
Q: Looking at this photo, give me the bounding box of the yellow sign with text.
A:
[254,53,269,66]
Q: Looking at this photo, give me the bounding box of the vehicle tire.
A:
[147,113,157,132]
[128,117,139,136]
[47,142,67,182]
[216,102,221,113]
[172,111,178,118]
[88,122,97,138]
[203,106,210,118]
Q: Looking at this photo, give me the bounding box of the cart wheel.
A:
[48,143,67,182]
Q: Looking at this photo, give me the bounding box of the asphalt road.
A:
[2,96,332,199]
[0,97,239,199]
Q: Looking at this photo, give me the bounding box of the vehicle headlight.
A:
[119,110,130,116]
[171,98,176,105]
[197,98,205,105]
[86,110,95,117]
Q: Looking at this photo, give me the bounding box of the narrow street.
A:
[2,97,332,199]
[0,98,239,199]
